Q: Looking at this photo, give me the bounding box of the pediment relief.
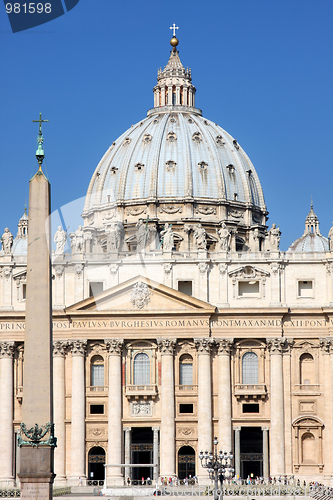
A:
[293,416,324,428]
[13,269,27,281]
[293,340,319,349]
[228,265,270,278]
[65,275,215,314]
[235,339,265,348]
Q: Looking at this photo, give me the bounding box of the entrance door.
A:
[178,446,195,479]
[88,446,106,484]
[240,428,263,479]
[131,428,153,481]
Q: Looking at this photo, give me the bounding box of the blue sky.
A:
[0,0,332,250]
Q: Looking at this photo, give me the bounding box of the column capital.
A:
[70,340,87,356]
[320,337,333,354]
[261,426,270,431]
[124,426,132,432]
[0,341,15,358]
[215,338,233,354]
[157,338,176,354]
[194,338,214,354]
[234,426,241,431]
[104,338,123,355]
[266,337,292,353]
[53,340,69,357]
[152,426,160,432]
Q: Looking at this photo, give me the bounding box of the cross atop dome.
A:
[169,23,179,37]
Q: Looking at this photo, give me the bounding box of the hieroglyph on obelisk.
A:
[18,114,56,500]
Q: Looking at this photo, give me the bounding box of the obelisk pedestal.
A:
[18,116,55,500]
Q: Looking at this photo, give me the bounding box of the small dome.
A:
[12,237,28,256]
[288,205,329,253]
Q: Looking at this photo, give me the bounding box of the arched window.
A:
[179,354,193,386]
[300,353,314,385]
[134,352,150,385]
[242,352,258,384]
[91,355,104,388]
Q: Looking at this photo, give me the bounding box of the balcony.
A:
[234,383,267,401]
[293,384,321,395]
[125,384,158,400]
[175,384,198,394]
[87,386,108,394]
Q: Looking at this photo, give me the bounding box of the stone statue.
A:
[54,226,67,254]
[136,219,150,252]
[193,223,207,250]
[160,223,174,251]
[268,223,281,250]
[1,228,13,255]
[107,221,124,251]
[70,225,85,253]
[216,222,231,251]
[329,222,333,251]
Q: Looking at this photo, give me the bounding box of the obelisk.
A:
[18,114,56,500]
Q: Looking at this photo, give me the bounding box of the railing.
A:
[234,384,267,400]
[125,384,158,398]
[294,384,320,392]
[87,386,108,392]
[175,384,198,392]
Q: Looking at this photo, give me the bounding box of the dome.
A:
[12,209,28,256]
[287,205,329,253]
[82,37,269,254]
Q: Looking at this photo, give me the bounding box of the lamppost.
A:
[199,437,234,500]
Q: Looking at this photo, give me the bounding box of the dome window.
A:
[135,163,144,172]
[167,131,177,142]
[153,118,159,124]
[215,135,225,146]
[192,132,202,143]
[123,137,131,146]
[166,160,177,171]
[110,166,118,175]
[170,115,177,123]
[203,120,209,125]
[233,139,239,150]
[227,164,235,174]
[188,118,193,124]
[198,161,208,171]
[142,134,152,144]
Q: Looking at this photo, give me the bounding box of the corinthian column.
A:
[195,338,214,483]
[105,339,124,486]
[53,341,68,485]
[267,338,286,476]
[0,342,15,487]
[157,339,176,478]
[70,340,87,485]
[216,339,233,452]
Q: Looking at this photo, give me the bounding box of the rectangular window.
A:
[243,403,259,413]
[238,281,260,297]
[179,404,193,414]
[89,282,103,298]
[298,280,313,298]
[22,283,26,300]
[91,365,104,387]
[178,281,192,296]
[180,363,193,385]
[90,404,104,414]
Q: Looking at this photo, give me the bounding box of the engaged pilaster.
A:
[124,427,131,482]
[53,341,69,485]
[152,426,160,482]
[157,338,176,478]
[262,427,269,479]
[215,339,233,452]
[105,339,124,486]
[70,340,87,484]
[267,338,287,475]
[320,338,333,478]
[194,338,214,482]
[0,342,15,487]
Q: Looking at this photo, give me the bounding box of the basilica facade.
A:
[0,34,333,488]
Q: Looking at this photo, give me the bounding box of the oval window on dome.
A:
[167,132,177,142]
[192,132,202,143]
[123,137,131,146]
[198,161,208,171]
[215,135,225,146]
[142,134,152,144]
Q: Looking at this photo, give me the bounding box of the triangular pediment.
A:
[65,275,216,314]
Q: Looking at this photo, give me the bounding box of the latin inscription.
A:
[1,317,332,331]
[21,483,50,500]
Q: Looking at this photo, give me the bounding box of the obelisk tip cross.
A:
[32,112,49,171]
[170,23,179,37]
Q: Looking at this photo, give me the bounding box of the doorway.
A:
[88,446,105,483]
[240,427,263,479]
[178,446,195,479]
[131,427,153,481]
